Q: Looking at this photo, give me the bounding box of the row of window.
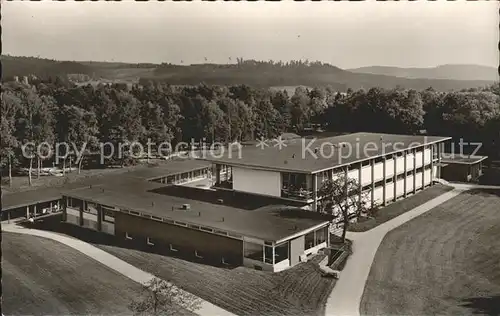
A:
[243,241,290,265]
[304,226,328,250]
[124,233,234,265]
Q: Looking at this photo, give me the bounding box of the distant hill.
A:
[144,62,494,91]
[348,64,499,81]
[2,55,495,91]
[1,55,94,79]
[1,55,156,82]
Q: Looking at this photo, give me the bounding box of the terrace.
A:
[281,172,314,201]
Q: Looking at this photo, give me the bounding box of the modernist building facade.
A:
[2,133,454,273]
[61,181,330,272]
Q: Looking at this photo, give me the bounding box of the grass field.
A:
[3,231,196,315]
[360,189,500,315]
[2,232,143,315]
[349,184,454,232]
[96,243,335,316]
[30,214,339,316]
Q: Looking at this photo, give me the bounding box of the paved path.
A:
[325,187,467,316]
[2,224,236,316]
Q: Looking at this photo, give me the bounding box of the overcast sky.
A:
[3,1,499,69]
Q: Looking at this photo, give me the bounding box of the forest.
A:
[1,76,499,184]
[3,55,494,91]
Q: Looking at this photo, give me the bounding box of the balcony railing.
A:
[281,188,313,200]
[214,180,233,190]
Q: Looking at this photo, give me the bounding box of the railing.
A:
[281,188,313,200]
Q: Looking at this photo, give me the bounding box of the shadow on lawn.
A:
[461,295,500,316]
[23,216,239,270]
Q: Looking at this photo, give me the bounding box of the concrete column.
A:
[215,164,221,185]
[422,146,426,189]
[272,245,276,265]
[97,204,103,232]
[328,169,333,181]
[437,143,442,179]
[62,197,67,222]
[383,157,387,206]
[404,150,408,198]
[344,167,349,211]
[413,148,417,194]
[79,201,84,226]
[371,159,375,209]
[26,206,29,219]
[430,145,434,186]
[312,173,318,212]
[393,154,397,201]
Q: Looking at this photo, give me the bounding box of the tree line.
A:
[1,77,499,186]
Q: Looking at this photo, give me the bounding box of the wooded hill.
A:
[2,55,495,92]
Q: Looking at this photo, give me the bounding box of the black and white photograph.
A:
[1,1,499,316]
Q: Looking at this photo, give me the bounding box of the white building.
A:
[203,132,450,217]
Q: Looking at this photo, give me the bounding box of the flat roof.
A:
[202,132,451,173]
[441,154,488,165]
[63,182,329,242]
[1,159,211,211]
[123,159,210,181]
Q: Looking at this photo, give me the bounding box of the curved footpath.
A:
[325,184,468,316]
[2,224,236,316]
[326,183,500,316]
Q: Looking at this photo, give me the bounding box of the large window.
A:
[274,242,289,263]
[315,227,327,245]
[282,173,312,200]
[67,197,83,209]
[264,245,273,264]
[305,231,315,249]
[85,202,98,215]
[244,241,263,261]
[305,226,329,250]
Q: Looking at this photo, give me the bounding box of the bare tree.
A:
[317,172,370,243]
[129,277,201,316]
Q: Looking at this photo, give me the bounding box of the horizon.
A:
[2,53,497,70]
[3,1,498,69]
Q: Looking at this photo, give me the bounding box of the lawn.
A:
[2,232,195,315]
[349,184,454,232]
[2,232,140,315]
[360,189,500,315]
[96,243,335,316]
[27,217,337,316]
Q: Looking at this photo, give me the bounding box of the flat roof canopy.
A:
[63,182,329,243]
[441,154,488,165]
[201,132,451,174]
[2,159,211,211]
[124,159,210,181]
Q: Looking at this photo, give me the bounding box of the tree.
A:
[15,89,55,185]
[0,90,21,186]
[290,87,310,130]
[317,172,369,243]
[57,105,99,174]
[129,277,200,316]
